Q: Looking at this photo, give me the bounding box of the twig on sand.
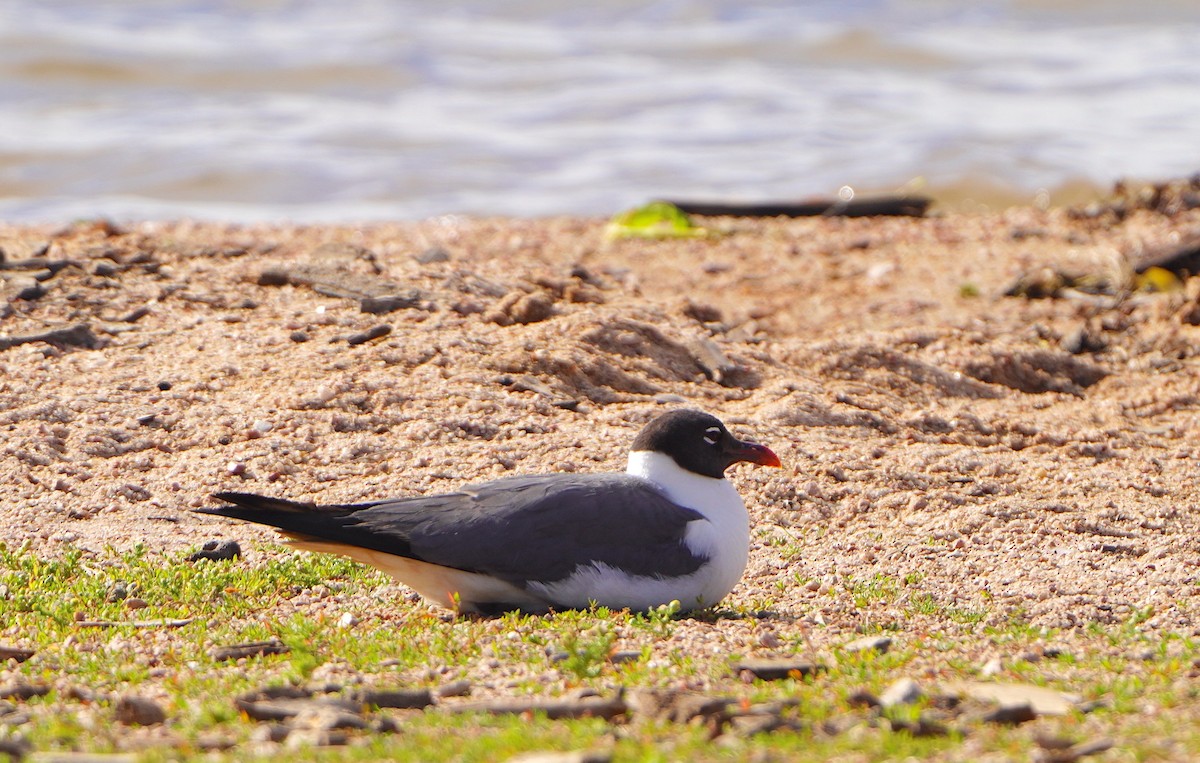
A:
[76,618,195,629]
[0,323,100,351]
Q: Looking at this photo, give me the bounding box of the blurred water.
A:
[1,0,1198,222]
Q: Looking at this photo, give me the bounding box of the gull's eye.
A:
[703,426,722,446]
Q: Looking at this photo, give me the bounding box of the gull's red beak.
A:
[726,439,782,468]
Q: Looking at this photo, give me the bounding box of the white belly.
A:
[528,451,751,611]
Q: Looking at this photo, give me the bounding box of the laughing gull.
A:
[197,409,780,614]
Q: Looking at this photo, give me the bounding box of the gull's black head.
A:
[631,409,781,479]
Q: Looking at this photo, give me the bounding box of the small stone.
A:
[285,729,349,749]
[114,694,167,726]
[435,679,472,698]
[414,247,450,264]
[982,701,1037,725]
[757,631,782,649]
[0,645,35,664]
[731,658,824,682]
[346,324,392,345]
[355,686,436,710]
[124,597,149,611]
[157,380,172,391]
[0,682,49,701]
[1033,738,1115,763]
[15,279,46,301]
[887,714,949,737]
[290,330,310,343]
[843,635,892,655]
[337,612,359,628]
[879,677,923,708]
[252,420,273,434]
[250,723,292,743]
[292,706,368,731]
[116,484,152,502]
[945,681,1081,716]
[92,261,119,277]
[361,293,421,314]
[355,688,434,709]
[609,650,642,665]
[508,750,613,763]
[210,639,289,662]
[980,657,1004,677]
[196,732,238,751]
[187,540,242,562]
[371,715,401,733]
[226,462,246,477]
[106,582,131,602]
[846,688,881,708]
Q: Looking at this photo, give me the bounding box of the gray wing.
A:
[208,474,708,586]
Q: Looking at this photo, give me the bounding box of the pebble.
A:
[250,723,292,743]
[114,694,167,726]
[0,682,49,701]
[356,688,433,709]
[292,706,368,731]
[435,679,472,698]
[346,324,392,345]
[879,677,923,707]
[187,540,242,562]
[731,658,824,682]
[846,688,881,708]
[757,631,782,649]
[124,597,149,611]
[982,701,1037,725]
[285,729,349,748]
[106,582,131,603]
[508,751,613,763]
[609,650,642,665]
[946,681,1080,716]
[843,635,892,654]
[414,247,450,264]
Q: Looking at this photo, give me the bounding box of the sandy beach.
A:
[3,183,1199,632]
[2,183,1200,756]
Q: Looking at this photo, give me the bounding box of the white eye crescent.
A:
[703,426,721,445]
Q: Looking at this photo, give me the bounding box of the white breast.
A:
[626,450,751,603]
[527,451,750,611]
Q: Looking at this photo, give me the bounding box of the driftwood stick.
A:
[210,639,289,661]
[0,323,100,351]
[667,195,932,218]
[1130,230,1200,274]
[442,694,627,720]
[0,645,35,663]
[76,617,195,629]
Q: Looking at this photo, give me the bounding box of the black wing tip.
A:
[203,491,315,513]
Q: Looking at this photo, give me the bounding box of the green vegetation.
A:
[2,545,1200,760]
[604,201,709,240]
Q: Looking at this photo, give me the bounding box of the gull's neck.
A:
[626,450,738,518]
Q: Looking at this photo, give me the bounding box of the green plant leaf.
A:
[604,201,708,240]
